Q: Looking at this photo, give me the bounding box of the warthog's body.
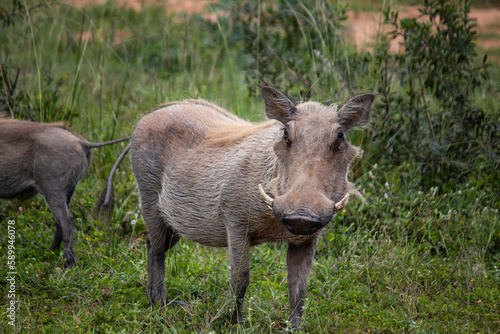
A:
[98,87,374,329]
[0,118,129,268]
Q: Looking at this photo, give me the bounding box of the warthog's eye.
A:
[331,129,346,153]
[283,127,290,143]
[337,129,345,141]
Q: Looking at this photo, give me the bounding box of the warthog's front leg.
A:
[228,233,251,325]
[286,240,316,330]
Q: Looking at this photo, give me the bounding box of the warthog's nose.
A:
[281,214,325,235]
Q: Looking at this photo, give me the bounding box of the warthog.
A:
[97,87,374,329]
[0,118,129,268]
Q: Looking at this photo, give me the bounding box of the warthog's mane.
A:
[153,99,243,123]
[207,120,278,146]
[0,117,65,128]
[0,117,69,131]
[0,117,91,145]
[0,115,70,129]
[206,101,340,147]
[148,99,279,147]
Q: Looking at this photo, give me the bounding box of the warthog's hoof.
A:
[63,249,76,269]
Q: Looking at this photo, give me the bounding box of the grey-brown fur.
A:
[99,87,374,329]
[0,118,129,268]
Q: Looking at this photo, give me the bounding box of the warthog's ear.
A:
[261,86,298,123]
[338,93,375,129]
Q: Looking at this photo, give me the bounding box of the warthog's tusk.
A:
[334,193,349,212]
[258,184,274,210]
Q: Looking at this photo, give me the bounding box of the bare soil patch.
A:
[347,6,500,52]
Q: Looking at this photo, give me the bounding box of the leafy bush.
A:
[377,0,497,188]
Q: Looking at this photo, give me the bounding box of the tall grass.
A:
[0,0,499,333]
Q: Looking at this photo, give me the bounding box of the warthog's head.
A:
[259,87,374,235]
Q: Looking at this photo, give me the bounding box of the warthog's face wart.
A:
[260,87,374,235]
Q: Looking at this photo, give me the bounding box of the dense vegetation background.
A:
[0,0,498,332]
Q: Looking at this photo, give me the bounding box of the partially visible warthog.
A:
[97,87,374,329]
[0,118,129,268]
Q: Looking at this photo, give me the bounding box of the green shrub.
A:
[377,0,498,188]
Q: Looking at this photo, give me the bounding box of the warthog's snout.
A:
[280,212,328,235]
[259,184,350,235]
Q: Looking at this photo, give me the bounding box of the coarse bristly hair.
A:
[146,99,277,148]
[345,143,366,204]
[0,116,72,133]
[207,120,278,146]
[206,100,336,147]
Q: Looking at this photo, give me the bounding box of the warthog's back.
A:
[132,100,282,247]
[131,99,252,183]
[0,119,90,200]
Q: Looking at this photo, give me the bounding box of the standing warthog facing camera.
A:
[0,118,129,268]
[96,87,374,329]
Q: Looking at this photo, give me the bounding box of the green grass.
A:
[1,1,499,333]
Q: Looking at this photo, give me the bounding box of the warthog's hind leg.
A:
[146,213,181,306]
[50,223,63,251]
[42,187,76,269]
[49,185,76,253]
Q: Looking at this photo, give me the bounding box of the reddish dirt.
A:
[347,6,500,53]
[66,0,500,54]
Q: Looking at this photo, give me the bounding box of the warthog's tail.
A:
[86,136,131,148]
[93,143,131,223]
